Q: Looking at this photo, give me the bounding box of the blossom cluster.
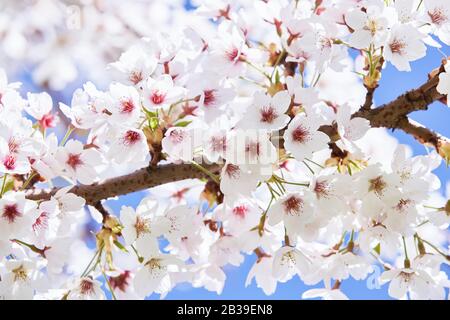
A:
[0,0,450,300]
[0,0,200,90]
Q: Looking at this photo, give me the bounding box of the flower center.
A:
[245,141,261,157]
[428,8,448,26]
[134,216,150,238]
[146,258,164,271]
[319,37,332,50]
[151,91,166,105]
[233,205,248,218]
[171,187,189,202]
[260,106,278,124]
[210,135,227,153]
[314,180,330,199]
[369,176,386,196]
[291,125,310,143]
[3,154,16,170]
[226,47,240,62]
[120,99,135,114]
[123,130,141,146]
[281,251,296,268]
[66,153,83,169]
[203,90,217,107]
[129,71,143,85]
[224,163,240,179]
[12,265,28,282]
[2,203,22,223]
[169,129,185,144]
[8,138,19,154]
[365,19,380,35]
[395,199,413,213]
[39,113,56,129]
[79,279,96,295]
[389,39,406,55]
[283,195,303,215]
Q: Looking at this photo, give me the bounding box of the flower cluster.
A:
[0,0,449,300]
[0,0,199,90]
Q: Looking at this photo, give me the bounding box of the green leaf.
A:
[113,240,129,253]
[275,69,280,84]
[143,109,157,118]
[148,117,159,130]
[174,120,192,128]
[374,243,381,255]
[4,179,14,194]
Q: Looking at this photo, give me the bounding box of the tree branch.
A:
[26,163,222,205]
[353,64,445,128]
[361,84,377,111]
[395,118,450,157]
[350,62,449,155]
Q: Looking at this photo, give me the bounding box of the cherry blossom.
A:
[219,162,260,199]
[66,277,106,300]
[379,261,446,300]
[106,83,141,124]
[384,24,427,72]
[133,254,183,297]
[142,75,185,111]
[120,201,168,260]
[424,0,450,45]
[25,92,56,129]
[0,191,37,241]
[0,258,46,300]
[107,127,149,164]
[283,114,329,162]
[272,246,311,283]
[345,6,390,49]
[55,140,103,185]
[267,191,314,240]
[0,0,448,301]
[214,198,260,236]
[245,256,278,296]
[239,90,291,132]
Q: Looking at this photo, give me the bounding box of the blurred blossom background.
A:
[2,0,449,299]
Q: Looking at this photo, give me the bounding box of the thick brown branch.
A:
[26,163,222,205]
[353,64,446,128]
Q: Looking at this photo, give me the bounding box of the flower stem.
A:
[102,268,117,300]
[20,172,37,191]
[0,174,8,198]
[190,161,220,184]
[60,126,75,146]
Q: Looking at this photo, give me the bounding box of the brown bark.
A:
[26,163,222,205]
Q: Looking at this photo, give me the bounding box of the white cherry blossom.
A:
[283,114,330,162]
[384,24,427,72]
[142,75,185,111]
[55,140,103,185]
[239,90,291,132]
